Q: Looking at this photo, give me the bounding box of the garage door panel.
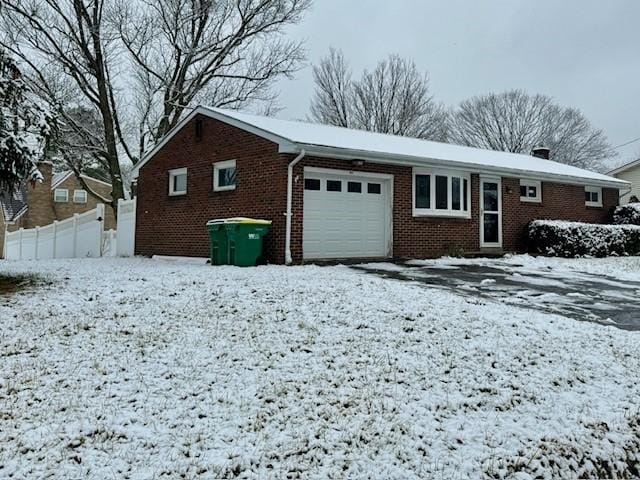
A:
[303,170,391,260]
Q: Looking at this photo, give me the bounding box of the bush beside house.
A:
[527,220,640,257]
[613,203,640,226]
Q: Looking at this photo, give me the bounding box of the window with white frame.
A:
[54,188,68,202]
[168,167,187,196]
[213,160,236,191]
[520,179,542,203]
[73,189,88,203]
[585,186,602,207]
[413,169,470,217]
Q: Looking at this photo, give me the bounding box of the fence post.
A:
[52,220,58,259]
[2,227,7,260]
[18,228,23,260]
[34,226,40,260]
[72,214,79,258]
[97,203,105,257]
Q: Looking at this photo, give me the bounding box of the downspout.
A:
[285,149,306,265]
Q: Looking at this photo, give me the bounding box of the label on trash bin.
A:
[248,233,259,239]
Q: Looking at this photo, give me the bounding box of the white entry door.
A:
[303,168,392,260]
[480,177,502,248]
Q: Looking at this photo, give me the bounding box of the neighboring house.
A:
[132,106,628,264]
[1,161,116,257]
[608,158,639,204]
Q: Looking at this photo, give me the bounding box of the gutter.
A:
[285,149,306,265]
[279,144,629,190]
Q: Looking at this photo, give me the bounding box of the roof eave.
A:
[131,105,294,178]
[608,158,640,176]
[280,143,630,190]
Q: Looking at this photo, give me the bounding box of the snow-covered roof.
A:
[0,184,28,222]
[51,171,71,189]
[134,106,629,189]
[51,170,112,190]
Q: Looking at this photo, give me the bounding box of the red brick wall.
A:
[289,156,481,262]
[135,116,619,263]
[135,114,288,263]
[501,178,618,251]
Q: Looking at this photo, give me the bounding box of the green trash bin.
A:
[206,220,229,265]
[206,217,272,266]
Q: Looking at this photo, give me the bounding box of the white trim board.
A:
[479,176,503,249]
[608,158,640,176]
[51,171,112,189]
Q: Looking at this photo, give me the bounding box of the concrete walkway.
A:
[353,260,640,331]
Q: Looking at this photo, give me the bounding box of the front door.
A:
[480,177,502,248]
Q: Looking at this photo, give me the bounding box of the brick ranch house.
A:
[132,106,629,264]
[0,161,116,258]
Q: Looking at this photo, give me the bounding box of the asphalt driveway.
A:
[353,259,640,331]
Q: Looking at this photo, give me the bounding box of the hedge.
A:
[613,203,640,226]
[527,220,640,257]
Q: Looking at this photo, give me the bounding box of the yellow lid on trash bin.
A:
[206,217,272,225]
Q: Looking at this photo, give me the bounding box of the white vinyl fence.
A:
[116,198,136,257]
[3,199,136,260]
[5,204,105,260]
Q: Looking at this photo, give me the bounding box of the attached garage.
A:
[302,168,393,260]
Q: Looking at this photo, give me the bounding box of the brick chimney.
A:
[531,147,550,160]
[26,161,55,228]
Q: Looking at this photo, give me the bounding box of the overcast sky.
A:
[275,0,640,169]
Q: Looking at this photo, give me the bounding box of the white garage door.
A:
[303,168,392,260]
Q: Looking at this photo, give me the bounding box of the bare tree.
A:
[111,0,311,158]
[309,50,448,141]
[0,0,128,212]
[309,47,352,128]
[450,90,616,170]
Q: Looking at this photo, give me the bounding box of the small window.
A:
[452,177,461,210]
[168,168,187,196]
[304,178,321,190]
[585,186,602,207]
[463,179,469,211]
[413,169,470,218]
[73,189,87,203]
[520,180,542,203]
[368,183,382,194]
[213,160,236,191]
[347,181,362,193]
[415,175,430,208]
[54,188,68,203]
[327,180,342,192]
[435,175,448,210]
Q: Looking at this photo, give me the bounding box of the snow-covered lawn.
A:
[1,257,639,479]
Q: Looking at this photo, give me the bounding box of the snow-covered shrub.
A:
[527,220,640,257]
[613,203,640,226]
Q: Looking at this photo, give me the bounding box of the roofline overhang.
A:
[608,158,640,176]
[279,143,630,190]
[131,104,629,190]
[51,171,112,189]
[132,105,293,178]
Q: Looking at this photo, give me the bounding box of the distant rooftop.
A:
[0,184,27,222]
